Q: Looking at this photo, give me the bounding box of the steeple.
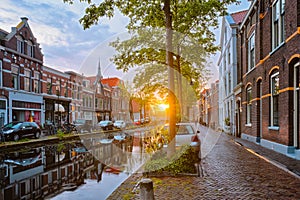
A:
[94,58,103,85]
[97,58,103,80]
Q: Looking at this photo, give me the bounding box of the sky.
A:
[0,0,251,81]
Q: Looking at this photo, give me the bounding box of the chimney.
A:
[21,17,28,23]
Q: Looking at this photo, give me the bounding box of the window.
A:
[11,65,19,90]
[95,98,98,109]
[56,80,61,96]
[24,69,31,91]
[272,0,285,49]
[33,71,40,93]
[270,72,279,126]
[227,47,231,65]
[64,82,68,97]
[228,72,231,93]
[47,78,52,94]
[16,36,24,54]
[246,86,252,124]
[27,40,34,57]
[72,82,76,99]
[0,60,2,87]
[77,85,80,99]
[248,32,255,70]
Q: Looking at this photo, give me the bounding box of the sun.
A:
[158,104,169,111]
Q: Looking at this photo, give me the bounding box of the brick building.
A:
[239,0,300,159]
[0,17,44,126]
[0,17,117,128]
[101,77,130,122]
[42,66,71,126]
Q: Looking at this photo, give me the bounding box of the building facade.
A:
[0,17,44,126]
[239,0,300,159]
[218,10,248,135]
[101,77,130,123]
[0,17,131,129]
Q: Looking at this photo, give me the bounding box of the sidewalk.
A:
[107,128,300,200]
[233,135,300,177]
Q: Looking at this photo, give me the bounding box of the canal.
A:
[0,128,154,200]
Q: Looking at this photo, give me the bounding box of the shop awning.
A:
[55,103,65,112]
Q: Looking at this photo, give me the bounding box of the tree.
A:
[64,0,238,156]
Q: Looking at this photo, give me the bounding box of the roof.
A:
[230,10,248,25]
[87,76,97,84]
[101,77,122,87]
[0,28,8,39]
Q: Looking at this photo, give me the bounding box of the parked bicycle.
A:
[61,122,78,134]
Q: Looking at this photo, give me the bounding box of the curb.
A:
[233,139,300,179]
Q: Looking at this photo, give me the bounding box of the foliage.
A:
[144,126,165,153]
[122,193,135,200]
[15,138,30,143]
[56,129,65,140]
[63,0,239,97]
[225,117,230,126]
[144,145,200,175]
[57,143,66,152]
[63,0,239,155]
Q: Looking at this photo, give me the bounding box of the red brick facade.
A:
[239,0,300,155]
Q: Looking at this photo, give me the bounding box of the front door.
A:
[294,62,300,149]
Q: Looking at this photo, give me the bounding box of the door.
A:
[294,63,300,149]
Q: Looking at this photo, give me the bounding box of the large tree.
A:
[64,0,238,156]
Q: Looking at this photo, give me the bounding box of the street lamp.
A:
[56,86,60,127]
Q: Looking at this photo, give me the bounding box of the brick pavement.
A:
[107,130,300,200]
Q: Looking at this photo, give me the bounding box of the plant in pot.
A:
[225,117,230,126]
[224,117,231,133]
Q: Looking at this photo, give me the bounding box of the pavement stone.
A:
[107,128,300,200]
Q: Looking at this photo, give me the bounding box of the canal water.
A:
[0,130,151,200]
[51,172,130,200]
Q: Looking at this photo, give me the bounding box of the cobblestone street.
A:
[108,127,300,199]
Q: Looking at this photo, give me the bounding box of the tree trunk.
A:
[177,46,182,122]
[164,0,176,158]
[129,97,134,121]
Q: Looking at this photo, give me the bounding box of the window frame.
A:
[33,71,41,93]
[246,86,252,125]
[270,72,280,127]
[248,32,255,71]
[47,78,53,95]
[16,36,24,54]
[27,40,34,57]
[11,65,19,90]
[24,69,31,92]
[272,0,285,50]
[0,60,2,87]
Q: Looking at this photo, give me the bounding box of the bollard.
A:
[140,178,154,200]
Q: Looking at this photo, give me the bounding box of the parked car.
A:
[98,120,114,131]
[145,117,151,123]
[73,119,94,133]
[0,121,41,141]
[161,122,200,151]
[113,120,126,129]
[134,119,141,125]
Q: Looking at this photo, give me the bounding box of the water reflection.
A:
[0,130,150,200]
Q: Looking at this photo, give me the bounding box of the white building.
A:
[218,10,248,135]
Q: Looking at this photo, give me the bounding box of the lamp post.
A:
[56,86,60,127]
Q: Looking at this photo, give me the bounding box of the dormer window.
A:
[16,35,24,54]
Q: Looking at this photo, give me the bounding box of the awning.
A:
[55,103,65,112]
